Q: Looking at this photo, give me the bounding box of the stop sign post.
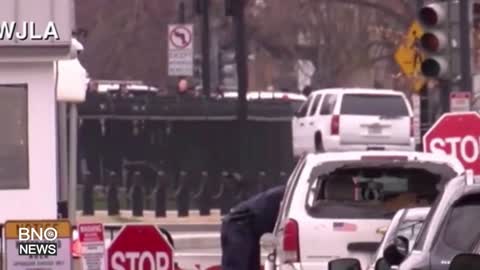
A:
[107,225,173,270]
[423,112,480,175]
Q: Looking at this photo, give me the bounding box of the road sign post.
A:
[411,94,421,145]
[79,223,105,270]
[4,220,72,270]
[423,112,480,175]
[168,24,194,77]
[394,21,426,92]
[107,225,173,270]
[449,91,471,112]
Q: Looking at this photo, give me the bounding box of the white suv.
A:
[292,88,415,157]
[262,151,463,270]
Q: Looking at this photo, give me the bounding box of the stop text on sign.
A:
[429,135,480,163]
[110,251,170,270]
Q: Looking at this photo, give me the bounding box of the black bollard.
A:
[220,172,234,215]
[175,171,190,217]
[194,171,210,216]
[82,172,95,216]
[154,171,167,217]
[279,171,288,184]
[233,172,245,203]
[212,171,226,215]
[131,171,145,217]
[107,171,120,216]
[257,171,267,193]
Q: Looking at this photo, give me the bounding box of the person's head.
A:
[177,78,189,94]
[303,86,312,97]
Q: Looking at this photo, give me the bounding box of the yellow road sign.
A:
[5,219,71,239]
[394,21,426,92]
[4,219,72,269]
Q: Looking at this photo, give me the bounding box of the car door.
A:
[304,93,323,152]
[317,93,338,148]
[292,97,313,157]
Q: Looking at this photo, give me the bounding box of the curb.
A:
[173,233,220,250]
[77,210,222,225]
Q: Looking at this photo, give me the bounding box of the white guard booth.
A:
[0,40,87,223]
[0,0,82,223]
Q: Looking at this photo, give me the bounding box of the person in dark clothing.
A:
[302,85,312,97]
[221,185,286,270]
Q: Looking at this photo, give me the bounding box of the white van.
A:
[262,151,463,270]
[292,88,415,157]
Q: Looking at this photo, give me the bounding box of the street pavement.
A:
[76,209,266,270]
[176,247,221,270]
[175,247,268,270]
[76,209,226,270]
[76,209,222,225]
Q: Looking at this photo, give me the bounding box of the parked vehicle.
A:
[291,88,415,157]
[376,171,480,270]
[260,151,463,270]
[327,253,480,270]
[89,80,160,94]
[448,254,480,270]
[367,207,430,270]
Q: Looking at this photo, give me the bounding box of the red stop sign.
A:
[423,112,480,175]
[107,225,173,270]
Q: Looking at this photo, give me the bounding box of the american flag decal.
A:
[333,222,357,232]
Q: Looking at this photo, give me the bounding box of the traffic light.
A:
[219,49,238,90]
[418,3,450,78]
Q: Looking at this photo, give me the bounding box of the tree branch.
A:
[334,0,412,27]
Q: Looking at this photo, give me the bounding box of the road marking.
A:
[175,253,269,257]
[173,233,220,239]
[175,253,221,257]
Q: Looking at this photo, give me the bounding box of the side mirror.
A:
[374,258,391,270]
[260,233,277,254]
[328,258,361,270]
[449,253,480,270]
[383,236,409,266]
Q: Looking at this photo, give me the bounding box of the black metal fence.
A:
[79,168,290,217]
[76,92,302,216]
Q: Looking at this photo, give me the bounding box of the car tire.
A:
[315,133,325,152]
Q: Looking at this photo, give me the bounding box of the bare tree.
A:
[75,0,177,87]
[247,0,414,88]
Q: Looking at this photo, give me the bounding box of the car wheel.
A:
[315,133,325,152]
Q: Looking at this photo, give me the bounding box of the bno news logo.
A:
[17,226,58,256]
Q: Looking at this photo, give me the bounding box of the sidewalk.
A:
[76,209,222,225]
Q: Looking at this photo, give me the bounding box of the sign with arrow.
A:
[168,24,194,77]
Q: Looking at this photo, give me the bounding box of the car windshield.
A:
[305,167,439,219]
[440,194,480,252]
[340,94,409,116]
